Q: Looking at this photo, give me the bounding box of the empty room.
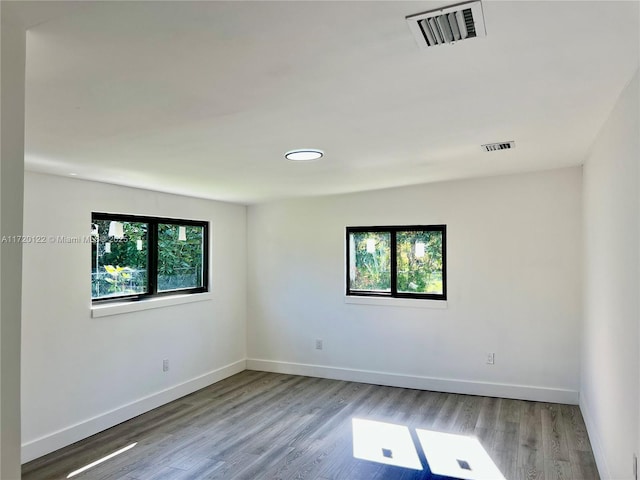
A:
[1,1,639,479]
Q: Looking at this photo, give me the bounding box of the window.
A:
[92,213,208,302]
[346,225,446,300]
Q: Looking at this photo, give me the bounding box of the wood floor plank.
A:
[542,404,575,480]
[560,404,594,453]
[22,371,599,480]
[451,394,483,434]
[474,396,501,451]
[476,396,502,431]
[543,404,570,458]
[569,450,600,480]
[413,390,448,429]
[493,421,520,479]
[559,405,600,480]
[497,398,523,429]
[429,393,460,432]
[518,401,544,480]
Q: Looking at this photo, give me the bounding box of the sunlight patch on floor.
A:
[352,418,505,479]
[352,418,423,470]
[67,442,137,478]
[416,429,505,480]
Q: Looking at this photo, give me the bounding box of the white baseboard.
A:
[578,392,608,479]
[23,359,580,465]
[246,359,579,405]
[21,359,246,464]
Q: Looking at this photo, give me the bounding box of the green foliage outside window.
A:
[92,220,147,298]
[396,231,443,294]
[347,225,446,300]
[91,217,206,300]
[349,232,391,292]
[157,224,204,292]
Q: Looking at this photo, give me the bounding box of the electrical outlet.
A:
[486,352,495,365]
[163,359,169,372]
[315,339,323,350]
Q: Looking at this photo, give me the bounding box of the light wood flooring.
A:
[22,371,598,480]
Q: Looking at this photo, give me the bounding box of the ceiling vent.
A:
[482,141,515,152]
[406,1,486,48]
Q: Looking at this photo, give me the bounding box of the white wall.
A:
[1,5,26,478]
[247,168,583,403]
[21,172,247,462]
[581,70,639,480]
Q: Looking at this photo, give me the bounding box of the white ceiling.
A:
[14,1,640,204]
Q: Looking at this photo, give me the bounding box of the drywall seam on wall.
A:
[21,360,246,463]
[247,359,579,405]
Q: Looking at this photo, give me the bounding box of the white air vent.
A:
[482,141,514,152]
[406,1,486,48]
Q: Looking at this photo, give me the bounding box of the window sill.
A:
[344,295,448,309]
[91,292,213,318]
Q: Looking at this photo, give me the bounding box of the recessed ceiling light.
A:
[285,149,323,161]
[69,173,78,176]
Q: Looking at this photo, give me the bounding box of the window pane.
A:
[396,230,443,295]
[349,232,391,292]
[92,221,148,299]
[158,224,205,292]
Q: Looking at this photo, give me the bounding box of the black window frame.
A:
[346,225,447,300]
[92,212,209,303]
